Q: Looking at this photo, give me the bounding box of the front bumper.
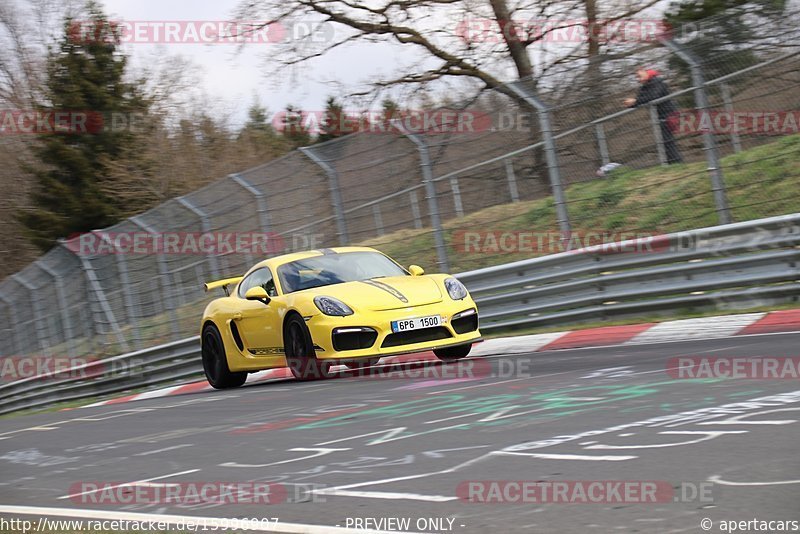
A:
[306,302,481,360]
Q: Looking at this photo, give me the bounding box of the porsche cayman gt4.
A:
[200,246,482,387]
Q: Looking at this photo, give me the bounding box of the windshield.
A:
[277,251,407,293]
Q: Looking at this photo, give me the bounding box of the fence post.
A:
[506,81,572,240]
[372,205,385,236]
[504,159,521,203]
[449,177,464,217]
[299,147,349,246]
[649,105,668,165]
[11,274,50,356]
[177,197,221,280]
[230,173,272,233]
[92,231,142,351]
[0,293,23,357]
[130,216,181,338]
[60,242,130,353]
[661,38,731,225]
[37,261,78,358]
[594,123,611,167]
[720,83,742,153]
[393,122,450,272]
[409,190,423,229]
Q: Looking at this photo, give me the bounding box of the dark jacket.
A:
[631,76,677,120]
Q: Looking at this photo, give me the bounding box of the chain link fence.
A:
[2,7,799,360]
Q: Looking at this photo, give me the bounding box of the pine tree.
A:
[280,104,312,147]
[318,96,344,143]
[17,2,149,250]
[663,0,787,79]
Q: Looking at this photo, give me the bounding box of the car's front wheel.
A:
[434,343,472,361]
[202,323,247,389]
[284,314,332,381]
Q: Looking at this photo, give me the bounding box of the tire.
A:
[434,343,472,361]
[344,358,380,370]
[284,314,332,381]
[202,323,247,389]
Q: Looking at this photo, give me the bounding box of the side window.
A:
[237,268,277,298]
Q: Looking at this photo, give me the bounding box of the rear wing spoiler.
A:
[204,276,243,296]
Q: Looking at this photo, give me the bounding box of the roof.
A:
[246,246,379,273]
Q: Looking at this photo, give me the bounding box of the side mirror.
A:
[245,286,271,305]
[408,265,425,276]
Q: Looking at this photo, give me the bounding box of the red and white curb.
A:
[80,309,800,408]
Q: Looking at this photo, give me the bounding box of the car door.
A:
[234,267,282,356]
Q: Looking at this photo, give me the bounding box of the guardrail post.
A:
[649,105,668,165]
[504,159,520,202]
[177,197,221,280]
[393,122,450,272]
[130,216,181,338]
[409,190,423,229]
[661,38,731,225]
[449,177,464,217]
[720,83,742,153]
[506,81,572,240]
[230,173,272,233]
[0,294,23,357]
[372,205,385,236]
[594,123,611,166]
[37,261,78,358]
[11,274,51,356]
[60,242,130,353]
[92,231,142,351]
[299,147,349,246]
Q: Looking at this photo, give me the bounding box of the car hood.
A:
[301,275,443,311]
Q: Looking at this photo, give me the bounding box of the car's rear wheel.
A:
[434,343,472,361]
[344,358,380,369]
[202,323,247,389]
[284,314,332,380]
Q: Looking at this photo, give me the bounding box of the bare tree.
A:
[237,0,663,99]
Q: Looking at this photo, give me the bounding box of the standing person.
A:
[624,68,683,164]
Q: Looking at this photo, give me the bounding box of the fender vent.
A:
[230,321,244,351]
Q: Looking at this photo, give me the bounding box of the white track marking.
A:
[493,451,637,461]
[220,448,350,468]
[133,444,194,456]
[424,413,479,424]
[315,428,407,446]
[319,489,458,502]
[0,506,414,534]
[426,370,574,394]
[708,475,800,486]
[584,430,748,450]
[58,469,200,500]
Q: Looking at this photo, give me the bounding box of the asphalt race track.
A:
[2,333,800,533]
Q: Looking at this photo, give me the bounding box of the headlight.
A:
[314,296,354,316]
[444,277,468,300]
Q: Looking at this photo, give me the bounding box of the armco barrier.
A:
[1,213,798,415]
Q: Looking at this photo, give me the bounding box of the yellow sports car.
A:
[201,246,481,387]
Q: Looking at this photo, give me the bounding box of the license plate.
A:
[391,315,442,333]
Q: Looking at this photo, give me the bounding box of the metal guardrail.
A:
[1,213,799,416]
